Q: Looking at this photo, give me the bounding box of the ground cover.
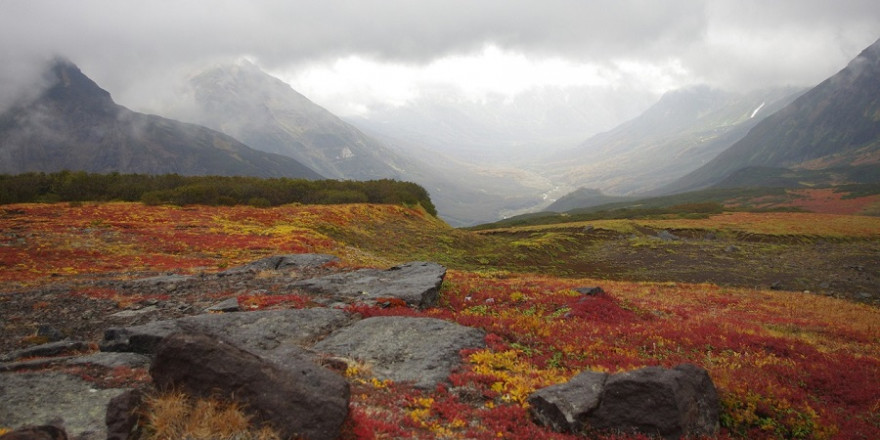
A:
[1,202,878,439]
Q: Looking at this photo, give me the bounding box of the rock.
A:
[313,316,486,389]
[0,425,67,440]
[150,332,349,440]
[101,308,350,354]
[575,286,604,296]
[0,340,90,363]
[527,370,608,433]
[0,372,130,440]
[64,352,151,369]
[724,245,740,253]
[219,253,338,276]
[202,297,241,313]
[105,390,143,440]
[656,230,680,241]
[770,281,783,290]
[290,261,446,309]
[528,364,720,439]
[108,305,159,319]
[590,364,720,438]
[36,325,64,343]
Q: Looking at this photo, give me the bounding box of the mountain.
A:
[162,62,560,226]
[0,59,321,179]
[170,61,411,180]
[347,86,655,165]
[663,38,880,194]
[541,85,802,198]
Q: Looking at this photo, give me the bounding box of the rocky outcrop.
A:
[218,254,339,276]
[150,332,350,440]
[291,261,446,308]
[528,364,720,439]
[313,316,486,389]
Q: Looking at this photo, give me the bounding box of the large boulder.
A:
[290,261,446,308]
[218,254,339,276]
[150,332,349,440]
[313,316,485,389]
[528,364,720,439]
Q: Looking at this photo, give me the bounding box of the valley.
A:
[0,201,878,439]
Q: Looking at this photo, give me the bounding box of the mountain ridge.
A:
[0,59,322,179]
[661,38,880,194]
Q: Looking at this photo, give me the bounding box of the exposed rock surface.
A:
[313,316,486,389]
[0,372,130,440]
[150,332,349,440]
[291,261,446,308]
[528,364,720,439]
[101,307,350,354]
[219,254,339,276]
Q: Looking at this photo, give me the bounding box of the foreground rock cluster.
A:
[1,254,720,440]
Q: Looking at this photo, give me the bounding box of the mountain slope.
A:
[173,62,412,180]
[663,38,880,193]
[0,60,321,179]
[542,85,802,197]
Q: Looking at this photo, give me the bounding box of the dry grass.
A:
[140,391,281,440]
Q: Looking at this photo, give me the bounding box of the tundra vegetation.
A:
[0,178,878,439]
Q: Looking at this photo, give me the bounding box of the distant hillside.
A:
[663,38,880,194]
[0,59,321,179]
[544,187,630,212]
[173,62,412,180]
[543,85,802,197]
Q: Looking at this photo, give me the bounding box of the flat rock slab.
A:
[290,261,446,309]
[219,254,339,276]
[0,372,129,440]
[313,316,485,389]
[101,308,350,354]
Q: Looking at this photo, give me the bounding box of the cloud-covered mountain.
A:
[543,85,802,198]
[166,61,414,181]
[662,38,880,193]
[0,59,321,179]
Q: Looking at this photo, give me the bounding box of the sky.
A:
[1,0,879,117]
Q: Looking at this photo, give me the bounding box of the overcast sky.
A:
[1,0,878,116]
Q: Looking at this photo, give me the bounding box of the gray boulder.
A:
[313,316,485,389]
[0,372,130,440]
[528,364,720,439]
[290,261,446,308]
[100,307,350,354]
[528,370,608,433]
[150,332,349,440]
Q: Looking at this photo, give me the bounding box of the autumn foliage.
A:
[1,202,878,439]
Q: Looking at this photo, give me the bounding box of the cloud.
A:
[0,0,878,113]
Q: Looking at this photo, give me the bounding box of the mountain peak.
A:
[41,57,115,114]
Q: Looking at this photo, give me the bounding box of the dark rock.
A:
[591,364,719,439]
[105,390,143,440]
[36,326,64,343]
[724,245,740,253]
[575,286,604,296]
[101,308,349,354]
[219,254,338,276]
[528,370,608,433]
[770,281,783,290]
[528,364,720,439]
[291,261,446,308]
[150,332,349,440]
[313,316,485,389]
[0,340,89,363]
[0,425,67,440]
